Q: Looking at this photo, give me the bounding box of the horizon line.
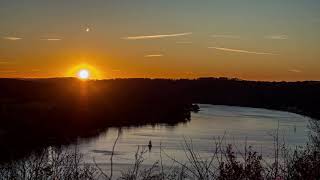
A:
[0,76,318,83]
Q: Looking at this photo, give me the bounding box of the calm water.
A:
[73,104,311,173]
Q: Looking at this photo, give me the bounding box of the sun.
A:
[67,63,100,79]
[77,69,90,80]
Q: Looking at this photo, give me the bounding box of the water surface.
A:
[75,104,311,172]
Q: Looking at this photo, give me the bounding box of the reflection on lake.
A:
[74,104,311,173]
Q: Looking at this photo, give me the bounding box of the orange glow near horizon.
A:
[1,1,320,81]
[67,64,101,79]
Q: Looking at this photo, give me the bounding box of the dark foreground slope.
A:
[0,78,198,160]
[0,77,319,160]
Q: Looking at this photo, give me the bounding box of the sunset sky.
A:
[1,0,320,81]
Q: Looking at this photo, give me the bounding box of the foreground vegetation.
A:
[1,122,319,180]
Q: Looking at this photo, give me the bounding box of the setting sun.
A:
[67,63,101,79]
[77,69,90,80]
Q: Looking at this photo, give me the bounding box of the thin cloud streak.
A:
[265,35,288,40]
[211,35,240,39]
[0,61,16,65]
[40,38,62,41]
[0,70,17,73]
[289,69,302,73]
[123,32,192,40]
[176,41,193,44]
[208,47,276,55]
[3,36,22,41]
[145,54,164,58]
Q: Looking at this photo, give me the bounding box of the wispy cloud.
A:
[144,54,164,58]
[176,41,193,44]
[288,69,302,73]
[40,38,62,41]
[208,46,276,55]
[3,36,22,41]
[123,32,192,40]
[0,60,15,65]
[265,35,288,40]
[0,70,17,73]
[211,35,240,39]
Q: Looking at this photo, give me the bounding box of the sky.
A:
[1,0,320,81]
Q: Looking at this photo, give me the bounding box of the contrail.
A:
[123,32,192,40]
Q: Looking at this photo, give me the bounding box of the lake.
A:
[73,104,311,174]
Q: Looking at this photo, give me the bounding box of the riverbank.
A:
[0,77,319,162]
